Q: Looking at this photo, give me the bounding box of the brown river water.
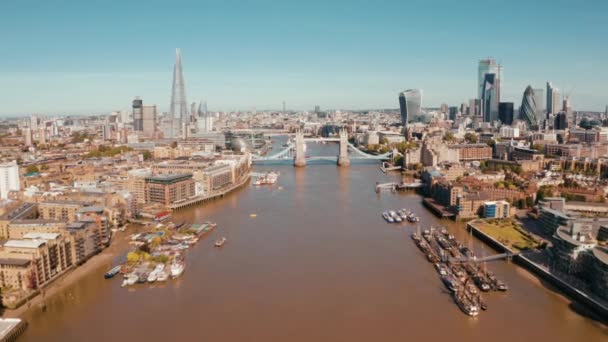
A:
[19,141,607,341]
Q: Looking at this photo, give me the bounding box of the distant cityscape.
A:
[0,48,607,339]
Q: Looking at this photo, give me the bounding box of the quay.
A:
[467,221,608,322]
[169,175,251,210]
[423,198,456,219]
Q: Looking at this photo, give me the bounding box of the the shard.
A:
[169,48,189,138]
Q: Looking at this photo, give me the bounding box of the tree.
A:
[525,196,534,207]
[170,141,178,148]
[536,185,554,202]
[443,132,456,142]
[142,150,153,161]
[464,132,477,143]
[25,165,39,174]
[126,252,140,264]
[40,164,49,171]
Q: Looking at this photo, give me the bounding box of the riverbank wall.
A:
[170,175,251,210]
[467,221,608,322]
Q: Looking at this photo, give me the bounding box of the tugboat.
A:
[215,237,227,247]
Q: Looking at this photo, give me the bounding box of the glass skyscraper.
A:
[398,89,422,125]
[478,58,503,101]
[519,86,538,129]
[498,102,514,125]
[398,89,422,141]
[482,73,498,123]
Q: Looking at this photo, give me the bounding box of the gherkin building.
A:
[519,85,538,128]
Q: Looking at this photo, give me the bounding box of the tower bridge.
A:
[252,129,391,166]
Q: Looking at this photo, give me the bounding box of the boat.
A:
[170,261,185,279]
[137,272,148,283]
[441,275,459,292]
[496,280,508,291]
[156,271,169,282]
[434,263,448,276]
[215,237,227,247]
[473,275,491,292]
[398,210,408,219]
[455,294,480,317]
[104,265,122,279]
[382,211,394,223]
[389,211,402,222]
[125,273,138,286]
[147,271,158,283]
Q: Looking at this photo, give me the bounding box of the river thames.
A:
[19,141,607,341]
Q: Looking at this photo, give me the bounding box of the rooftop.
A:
[145,173,192,184]
[0,318,23,339]
[22,232,61,240]
[11,219,63,226]
[77,206,105,214]
[592,247,608,265]
[4,239,46,249]
[0,258,31,267]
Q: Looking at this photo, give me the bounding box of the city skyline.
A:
[1,0,608,116]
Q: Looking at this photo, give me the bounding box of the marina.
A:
[108,221,218,288]
[411,227,508,316]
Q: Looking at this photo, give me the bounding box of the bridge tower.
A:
[337,128,350,167]
[294,129,306,167]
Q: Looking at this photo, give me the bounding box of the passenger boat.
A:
[215,237,227,247]
[254,171,279,185]
[170,261,185,279]
[104,265,122,279]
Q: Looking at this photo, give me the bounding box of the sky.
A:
[1,0,607,116]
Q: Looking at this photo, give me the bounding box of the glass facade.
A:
[519,86,538,129]
[482,73,498,123]
[398,89,422,126]
[478,58,502,101]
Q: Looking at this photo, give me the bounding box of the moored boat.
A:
[215,237,227,247]
[170,261,185,279]
[104,265,122,279]
[156,271,169,282]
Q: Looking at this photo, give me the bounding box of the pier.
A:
[422,198,456,218]
[411,226,510,316]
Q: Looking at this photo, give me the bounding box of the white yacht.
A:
[170,261,185,279]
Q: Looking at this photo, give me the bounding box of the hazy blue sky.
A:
[1,0,607,116]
